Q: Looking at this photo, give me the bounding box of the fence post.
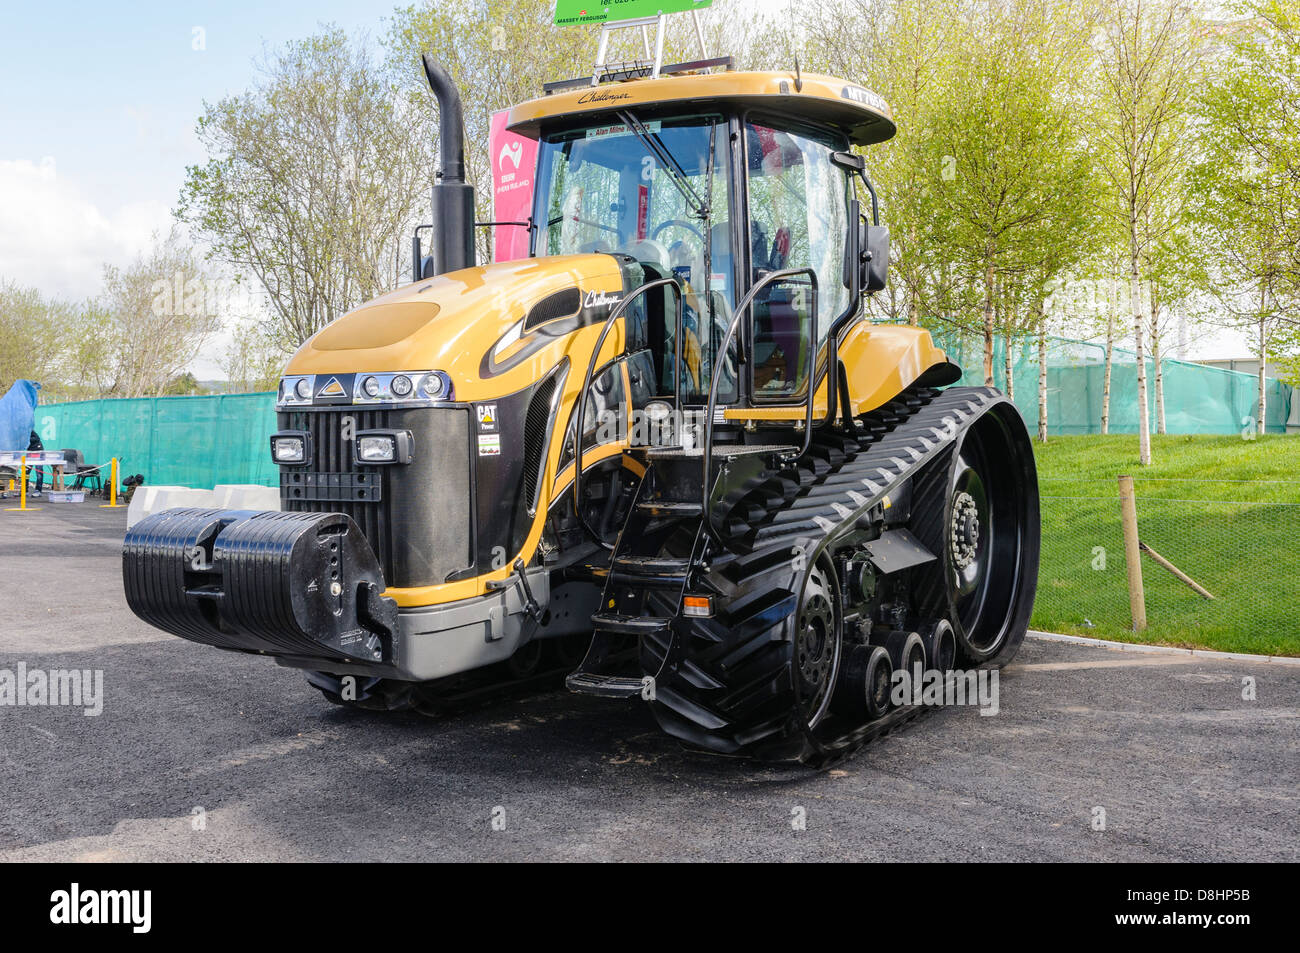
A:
[1118,475,1147,632]
[100,458,123,509]
[5,454,38,512]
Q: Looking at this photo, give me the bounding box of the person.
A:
[27,430,43,497]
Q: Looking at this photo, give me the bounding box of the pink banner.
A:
[489,110,538,263]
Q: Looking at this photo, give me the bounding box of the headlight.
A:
[353,430,413,466]
[287,371,448,406]
[270,432,308,465]
[420,372,451,400]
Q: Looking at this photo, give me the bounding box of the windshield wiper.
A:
[618,110,709,220]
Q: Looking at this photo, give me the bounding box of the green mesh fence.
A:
[33,393,279,488]
[933,332,1294,435]
[24,334,1294,488]
[1033,478,1300,656]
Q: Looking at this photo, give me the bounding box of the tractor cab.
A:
[509,67,898,429]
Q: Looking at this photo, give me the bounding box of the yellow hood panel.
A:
[283,254,627,402]
[311,302,441,351]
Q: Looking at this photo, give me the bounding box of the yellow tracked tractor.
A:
[124,48,1039,764]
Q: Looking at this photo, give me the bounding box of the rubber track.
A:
[644,386,1012,765]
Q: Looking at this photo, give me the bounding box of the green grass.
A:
[1030,434,1300,656]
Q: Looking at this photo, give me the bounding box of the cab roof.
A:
[506,70,896,147]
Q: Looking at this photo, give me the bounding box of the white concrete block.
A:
[213,484,281,512]
[126,486,217,529]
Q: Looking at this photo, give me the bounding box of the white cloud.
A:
[0,156,172,302]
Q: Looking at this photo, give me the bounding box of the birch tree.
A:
[180,30,430,349]
[98,230,222,398]
[1189,0,1300,433]
[928,0,1097,386]
[1094,0,1199,463]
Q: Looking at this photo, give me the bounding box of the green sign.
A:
[555,1,713,26]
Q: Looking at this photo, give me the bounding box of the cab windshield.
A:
[531,112,853,406]
[533,114,730,295]
[533,114,735,403]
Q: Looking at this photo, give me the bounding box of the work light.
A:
[270,433,309,465]
[353,430,413,466]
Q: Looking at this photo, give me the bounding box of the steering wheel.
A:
[651,218,704,243]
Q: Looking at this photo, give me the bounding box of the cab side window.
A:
[744,121,851,401]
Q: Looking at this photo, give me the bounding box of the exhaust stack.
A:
[422,54,475,276]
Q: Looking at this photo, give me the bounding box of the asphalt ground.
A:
[0,501,1295,861]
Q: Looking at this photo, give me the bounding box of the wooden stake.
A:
[1118,475,1146,631]
[1139,542,1215,600]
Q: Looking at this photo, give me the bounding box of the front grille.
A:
[277,406,474,589]
[280,408,395,583]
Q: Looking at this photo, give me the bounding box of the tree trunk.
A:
[1102,309,1114,435]
[982,264,995,386]
[1151,294,1166,434]
[1004,337,1015,400]
[1037,317,1049,442]
[1000,273,1012,398]
[1130,220,1152,465]
[1258,293,1268,434]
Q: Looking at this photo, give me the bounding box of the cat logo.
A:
[318,378,346,398]
[477,404,497,432]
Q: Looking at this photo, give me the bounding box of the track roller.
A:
[832,644,893,721]
[882,629,926,677]
[923,619,957,673]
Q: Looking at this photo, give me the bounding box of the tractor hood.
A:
[283,254,629,403]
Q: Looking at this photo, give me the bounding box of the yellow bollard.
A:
[5,455,39,512]
[100,457,124,508]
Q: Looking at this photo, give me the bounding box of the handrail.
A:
[822,196,865,429]
[700,267,819,545]
[572,277,684,549]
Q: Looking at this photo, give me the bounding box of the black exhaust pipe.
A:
[422,54,475,276]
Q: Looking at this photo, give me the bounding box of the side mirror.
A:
[411,226,436,282]
[861,223,890,293]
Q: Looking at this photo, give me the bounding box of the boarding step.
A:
[634,500,704,518]
[591,612,672,637]
[564,672,646,698]
[611,555,693,585]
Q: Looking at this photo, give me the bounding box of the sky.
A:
[0,0,1245,379]
[0,0,401,376]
